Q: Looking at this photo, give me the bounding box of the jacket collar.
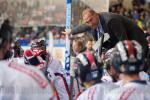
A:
[98,14,108,33]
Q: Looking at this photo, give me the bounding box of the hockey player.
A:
[30,38,46,52]
[38,38,70,100]
[102,47,149,84]
[37,38,46,51]
[24,44,70,100]
[74,51,118,100]
[30,39,40,52]
[46,59,70,100]
[24,49,46,70]
[105,40,150,100]
[0,19,55,100]
[101,48,118,83]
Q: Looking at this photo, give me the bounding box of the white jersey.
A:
[0,61,54,100]
[77,83,118,100]
[47,56,70,100]
[115,71,149,87]
[102,70,149,84]
[9,57,25,65]
[139,71,149,81]
[105,81,150,100]
[101,69,113,83]
[115,80,124,87]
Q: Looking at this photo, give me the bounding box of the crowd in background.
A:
[14,26,66,46]
[110,0,150,35]
[110,0,150,48]
[14,0,150,47]
[0,1,150,99]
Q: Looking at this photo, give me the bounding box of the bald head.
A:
[82,8,99,29]
[82,8,96,17]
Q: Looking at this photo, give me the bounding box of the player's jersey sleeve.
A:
[0,61,55,100]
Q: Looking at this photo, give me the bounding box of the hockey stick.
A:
[65,0,73,100]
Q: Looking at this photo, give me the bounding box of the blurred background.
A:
[0,0,149,43]
[0,0,149,65]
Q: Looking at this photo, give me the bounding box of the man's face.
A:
[83,12,99,29]
[86,41,93,51]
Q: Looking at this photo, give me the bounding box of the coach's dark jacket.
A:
[71,12,148,56]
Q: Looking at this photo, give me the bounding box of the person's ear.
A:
[108,67,113,75]
[2,41,10,50]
